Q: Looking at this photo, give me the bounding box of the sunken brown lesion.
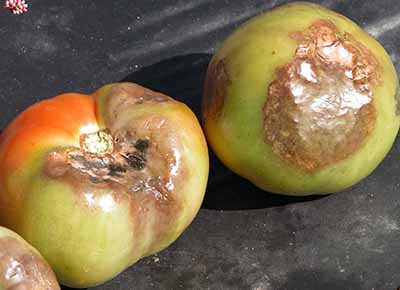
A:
[203,59,230,120]
[44,125,183,201]
[102,83,171,126]
[44,134,152,184]
[263,20,380,173]
[0,237,60,290]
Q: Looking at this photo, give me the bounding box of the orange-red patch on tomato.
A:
[0,94,97,173]
[6,94,96,136]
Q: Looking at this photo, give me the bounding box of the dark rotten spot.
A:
[121,139,150,171]
[108,163,127,176]
[123,152,147,171]
[134,139,150,152]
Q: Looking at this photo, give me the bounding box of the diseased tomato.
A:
[203,2,399,195]
[0,83,209,288]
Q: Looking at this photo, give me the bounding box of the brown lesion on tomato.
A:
[43,83,188,251]
[203,58,230,120]
[395,86,400,116]
[102,83,171,126]
[44,123,186,203]
[263,20,380,173]
[44,132,151,185]
[0,237,60,290]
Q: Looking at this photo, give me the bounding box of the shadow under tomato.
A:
[121,53,326,210]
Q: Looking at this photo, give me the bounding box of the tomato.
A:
[0,83,209,288]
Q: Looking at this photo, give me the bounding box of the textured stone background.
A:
[0,1,399,289]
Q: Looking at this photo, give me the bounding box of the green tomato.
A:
[203,2,399,195]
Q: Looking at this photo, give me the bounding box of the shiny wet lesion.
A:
[44,126,182,204]
[264,20,379,172]
[45,132,152,185]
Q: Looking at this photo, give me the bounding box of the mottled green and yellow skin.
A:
[0,83,209,287]
[203,2,400,195]
[0,226,60,290]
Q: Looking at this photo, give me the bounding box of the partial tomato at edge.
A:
[0,226,60,290]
